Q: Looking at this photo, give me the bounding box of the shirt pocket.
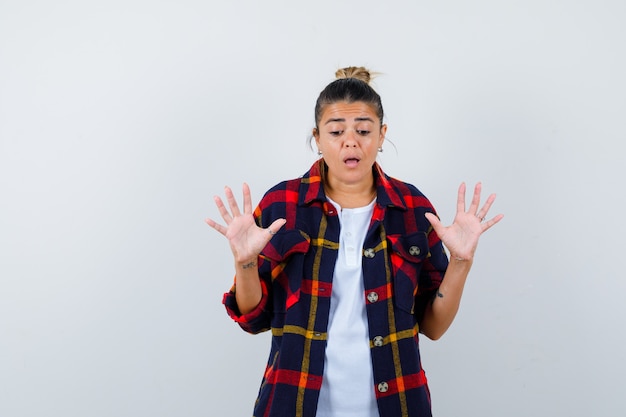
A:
[387,232,430,314]
[261,229,311,313]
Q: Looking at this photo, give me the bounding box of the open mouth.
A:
[344,157,360,167]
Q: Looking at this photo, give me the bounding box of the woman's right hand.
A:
[205,183,286,264]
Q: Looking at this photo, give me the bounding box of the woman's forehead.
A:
[320,101,379,123]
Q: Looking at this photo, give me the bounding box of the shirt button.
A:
[367,292,379,303]
[373,336,384,347]
[409,246,421,256]
[377,382,389,393]
[363,248,375,258]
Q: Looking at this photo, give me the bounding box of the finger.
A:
[481,213,504,231]
[456,182,467,214]
[468,182,482,215]
[242,182,252,214]
[477,193,497,219]
[267,218,287,235]
[205,217,227,236]
[214,195,233,223]
[424,212,444,237]
[224,186,242,217]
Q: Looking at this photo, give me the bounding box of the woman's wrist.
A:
[240,260,257,269]
[236,254,259,270]
[448,256,474,268]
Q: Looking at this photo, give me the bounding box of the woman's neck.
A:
[324,178,377,209]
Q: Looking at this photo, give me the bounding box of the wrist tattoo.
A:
[241,261,257,269]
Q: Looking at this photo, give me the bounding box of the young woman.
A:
[206,66,503,417]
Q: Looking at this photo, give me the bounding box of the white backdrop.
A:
[1,1,625,416]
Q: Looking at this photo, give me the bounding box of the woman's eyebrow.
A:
[324,117,374,125]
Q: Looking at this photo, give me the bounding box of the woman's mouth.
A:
[344,157,360,168]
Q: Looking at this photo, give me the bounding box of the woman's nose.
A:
[343,130,358,146]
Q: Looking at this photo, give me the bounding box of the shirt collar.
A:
[299,159,407,211]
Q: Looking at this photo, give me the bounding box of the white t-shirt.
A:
[316,197,380,417]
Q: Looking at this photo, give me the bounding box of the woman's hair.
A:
[313,66,384,129]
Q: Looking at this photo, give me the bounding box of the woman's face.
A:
[314,101,386,190]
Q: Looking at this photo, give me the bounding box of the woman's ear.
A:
[312,128,321,148]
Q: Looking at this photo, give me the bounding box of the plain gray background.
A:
[1,1,624,416]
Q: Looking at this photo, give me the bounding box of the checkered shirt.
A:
[223,159,449,417]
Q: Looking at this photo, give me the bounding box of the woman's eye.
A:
[357,130,370,136]
[330,130,343,136]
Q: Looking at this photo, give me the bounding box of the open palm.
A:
[425,182,503,261]
[205,183,286,263]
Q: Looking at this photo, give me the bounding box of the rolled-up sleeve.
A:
[222,268,272,334]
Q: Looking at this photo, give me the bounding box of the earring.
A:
[318,150,323,156]
[378,147,383,153]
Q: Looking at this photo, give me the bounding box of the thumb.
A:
[268,218,287,234]
[424,212,444,237]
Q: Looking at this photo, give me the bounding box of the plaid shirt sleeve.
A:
[222,274,271,334]
[221,177,310,335]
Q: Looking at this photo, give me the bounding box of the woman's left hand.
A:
[424,182,504,261]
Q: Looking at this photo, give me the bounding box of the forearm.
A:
[234,258,263,315]
[420,258,472,340]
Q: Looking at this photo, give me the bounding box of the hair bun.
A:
[335,66,372,84]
